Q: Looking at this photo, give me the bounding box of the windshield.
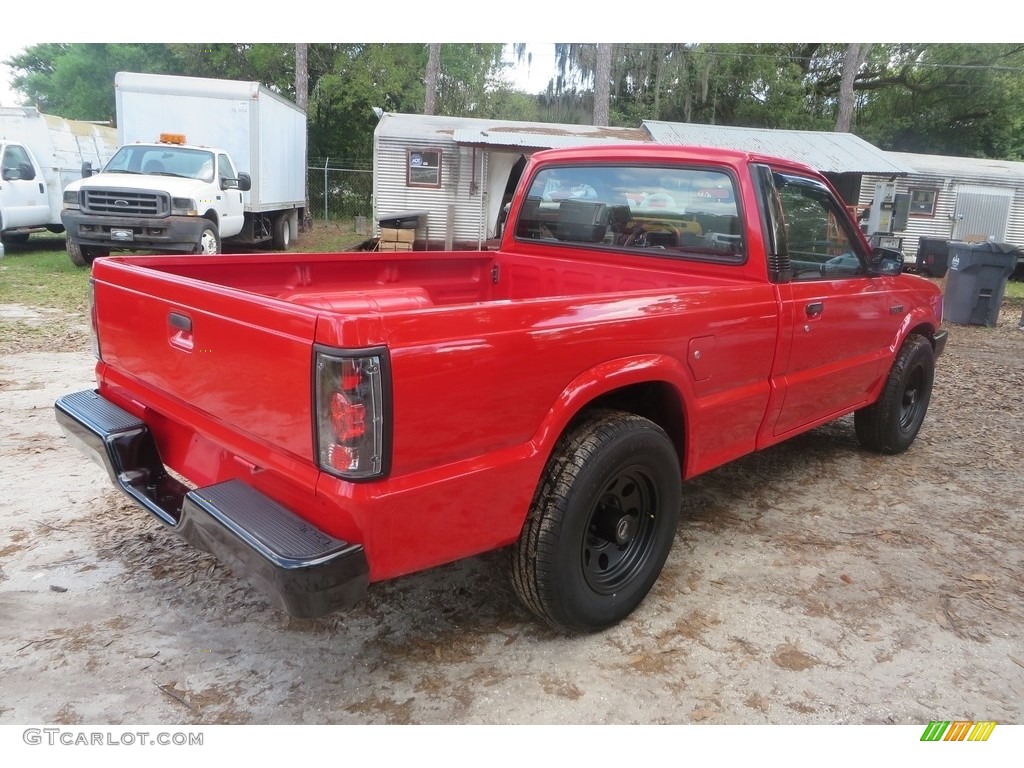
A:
[104,145,215,182]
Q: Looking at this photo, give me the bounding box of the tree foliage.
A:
[6,42,1024,162]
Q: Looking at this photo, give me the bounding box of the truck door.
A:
[765,171,905,438]
[217,153,245,238]
[0,143,48,229]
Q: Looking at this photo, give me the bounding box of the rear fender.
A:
[528,354,692,473]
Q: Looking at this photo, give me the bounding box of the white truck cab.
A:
[1,106,117,249]
[0,141,49,239]
[61,133,251,265]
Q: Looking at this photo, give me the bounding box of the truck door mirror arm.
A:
[868,247,904,276]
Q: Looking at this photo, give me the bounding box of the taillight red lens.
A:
[315,349,388,480]
[330,391,366,441]
[340,359,362,392]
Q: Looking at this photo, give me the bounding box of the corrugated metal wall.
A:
[373,134,490,246]
[860,170,1024,258]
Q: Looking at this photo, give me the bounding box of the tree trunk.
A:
[295,43,313,232]
[835,43,871,132]
[424,43,441,115]
[593,43,612,126]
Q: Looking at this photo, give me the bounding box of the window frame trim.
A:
[908,186,939,218]
[406,148,443,189]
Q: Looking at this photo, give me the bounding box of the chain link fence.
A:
[307,158,373,225]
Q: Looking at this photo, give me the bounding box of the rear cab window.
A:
[515,163,745,264]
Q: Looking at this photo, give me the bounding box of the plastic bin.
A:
[915,236,951,277]
[943,241,1020,326]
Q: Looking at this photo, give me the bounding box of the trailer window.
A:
[406,149,441,188]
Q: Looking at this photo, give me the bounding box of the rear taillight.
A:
[315,349,389,480]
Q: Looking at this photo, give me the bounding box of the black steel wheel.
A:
[512,409,681,633]
[855,334,935,454]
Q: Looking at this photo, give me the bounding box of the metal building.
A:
[859,151,1024,261]
[371,113,911,249]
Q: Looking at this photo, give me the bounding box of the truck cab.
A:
[0,140,50,239]
[61,133,251,265]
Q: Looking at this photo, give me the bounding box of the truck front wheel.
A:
[66,240,108,267]
[512,410,681,633]
[854,334,935,454]
[194,223,221,255]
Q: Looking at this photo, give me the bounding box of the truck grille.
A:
[82,188,170,217]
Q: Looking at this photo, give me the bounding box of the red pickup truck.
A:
[56,144,947,633]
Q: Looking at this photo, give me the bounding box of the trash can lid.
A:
[958,241,1021,254]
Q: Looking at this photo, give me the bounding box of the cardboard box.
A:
[378,241,413,252]
[380,227,416,243]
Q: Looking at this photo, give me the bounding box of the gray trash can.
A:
[943,241,1020,326]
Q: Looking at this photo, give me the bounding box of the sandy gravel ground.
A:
[1,298,1022,727]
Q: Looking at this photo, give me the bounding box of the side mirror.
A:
[221,172,251,192]
[1,166,19,181]
[81,161,94,179]
[869,247,904,276]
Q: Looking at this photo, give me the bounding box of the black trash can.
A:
[943,241,1021,326]
[915,236,952,277]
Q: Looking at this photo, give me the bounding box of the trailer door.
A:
[952,184,1012,242]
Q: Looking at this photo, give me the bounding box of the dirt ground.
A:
[1,294,1022,726]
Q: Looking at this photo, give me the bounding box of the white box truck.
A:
[61,72,307,265]
[1,107,117,248]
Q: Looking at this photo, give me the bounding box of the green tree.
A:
[7,43,182,121]
[854,43,1024,159]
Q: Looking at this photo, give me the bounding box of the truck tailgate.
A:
[92,258,320,468]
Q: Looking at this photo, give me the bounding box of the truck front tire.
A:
[194,223,221,255]
[66,240,108,267]
[855,334,935,454]
[512,410,681,633]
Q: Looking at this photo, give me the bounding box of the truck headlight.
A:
[171,197,198,216]
[63,190,80,209]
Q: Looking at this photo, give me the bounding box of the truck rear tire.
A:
[272,213,292,250]
[512,409,681,633]
[854,334,935,454]
[194,223,221,255]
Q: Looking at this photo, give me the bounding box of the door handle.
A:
[805,301,824,318]
[168,311,193,351]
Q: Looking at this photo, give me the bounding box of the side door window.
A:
[218,154,236,185]
[2,145,35,181]
[775,174,866,280]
